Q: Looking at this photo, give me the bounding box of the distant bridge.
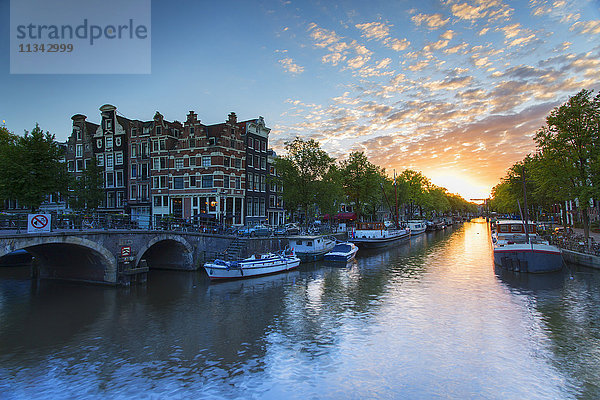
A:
[0,230,244,285]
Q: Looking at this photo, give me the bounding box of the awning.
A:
[335,212,357,221]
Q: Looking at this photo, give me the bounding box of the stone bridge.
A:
[0,230,240,285]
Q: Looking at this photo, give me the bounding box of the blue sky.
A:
[2,0,600,199]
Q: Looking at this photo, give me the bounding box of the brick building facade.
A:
[65,105,280,227]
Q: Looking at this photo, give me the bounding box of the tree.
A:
[534,89,600,241]
[398,170,431,218]
[0,124,65,210]
[340,151,387,221]
[0,126,20,204]
[69,157,104,211]
[272,138,339,224]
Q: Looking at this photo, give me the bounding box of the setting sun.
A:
[429,172,490,202]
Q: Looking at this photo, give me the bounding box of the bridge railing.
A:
[0,212,232,235]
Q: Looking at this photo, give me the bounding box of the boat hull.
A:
[493,245,563,273]
[296,249,331,262]
[204,256,300,280]
[349,232,409,248]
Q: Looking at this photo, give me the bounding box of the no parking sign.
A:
[27,214,51,233]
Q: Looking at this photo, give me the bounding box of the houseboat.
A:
[349,222,410,248]
[492,220,563,273]
[407,220,427,236]
[289,235,337,262]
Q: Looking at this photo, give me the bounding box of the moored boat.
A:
[348,222,410,248]
[203,251,300,280]
[407,220,427,236]
[323,242,359,262]
[492,220,563,273]
[288,235,337,262]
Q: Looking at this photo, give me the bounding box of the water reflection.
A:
[1,223,600,399]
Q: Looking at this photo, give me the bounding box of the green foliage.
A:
[340,151,387,220]
[0,124,65,210]
[491,89,600,240]
[272,138,340,222]
[69,157,104,211]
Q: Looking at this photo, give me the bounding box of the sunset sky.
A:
[2,0,600,200]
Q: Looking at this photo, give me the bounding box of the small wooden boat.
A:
[203,251,300,280]
[323,242,359,262]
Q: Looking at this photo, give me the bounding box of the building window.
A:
[131,144,137,158]
[76,144,83,158]
[107,192,115,208]
[76,160,83,172]
[260,176,266,192]
[156,126,162,135]
[96,154,104,166]
[131,185,137,199]
[106,172,114,188]
[131,164,137,179]
[143,126,150,135]
[190,157,196,167]
[249,137,253,149]
[106,137,113,150]
[190,126,195,135]
[248,173,253,191]
[260,198,265,216]
[261,157,266,170]
[174,177,184,189]
[202,156,211,167]
[175,158,184,169]
[202,175,213,188]
[131,128,138,136]
[247,198,252,216]
[106,154,113,168]
[75,127,81,140]
[154,196,161,207]
[152,141,159,152]
[190,175,197,187]
[67,161,74,172]
[115,137,121,147]
[159,139,166,150]
[235,159,242,169]
[97,139,103,149]
[254,155,259,168]
[248,155,253,167]
[116,171,124,187]
[189,138,196,148]
[106,119,113,130]
[117,191,124,207]
[160,176,167,188]
[254,174,259,191]
[152,158,160,170]
[235,176,241,189]
[270,195,275,208]
[223,157,230,167]
[115,152,123,165]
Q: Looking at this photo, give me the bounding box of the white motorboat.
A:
[323,242,359,262]
[407,220,427,236]
[349,222,410,248]
[203,251,300,280]
[492,220,562,273]
[289,235,337,262]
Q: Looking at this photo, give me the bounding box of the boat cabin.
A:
[355,222,386,230]
[496,220,537,234]
[290,235,334,251]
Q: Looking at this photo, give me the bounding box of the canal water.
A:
[1,220,600,399]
